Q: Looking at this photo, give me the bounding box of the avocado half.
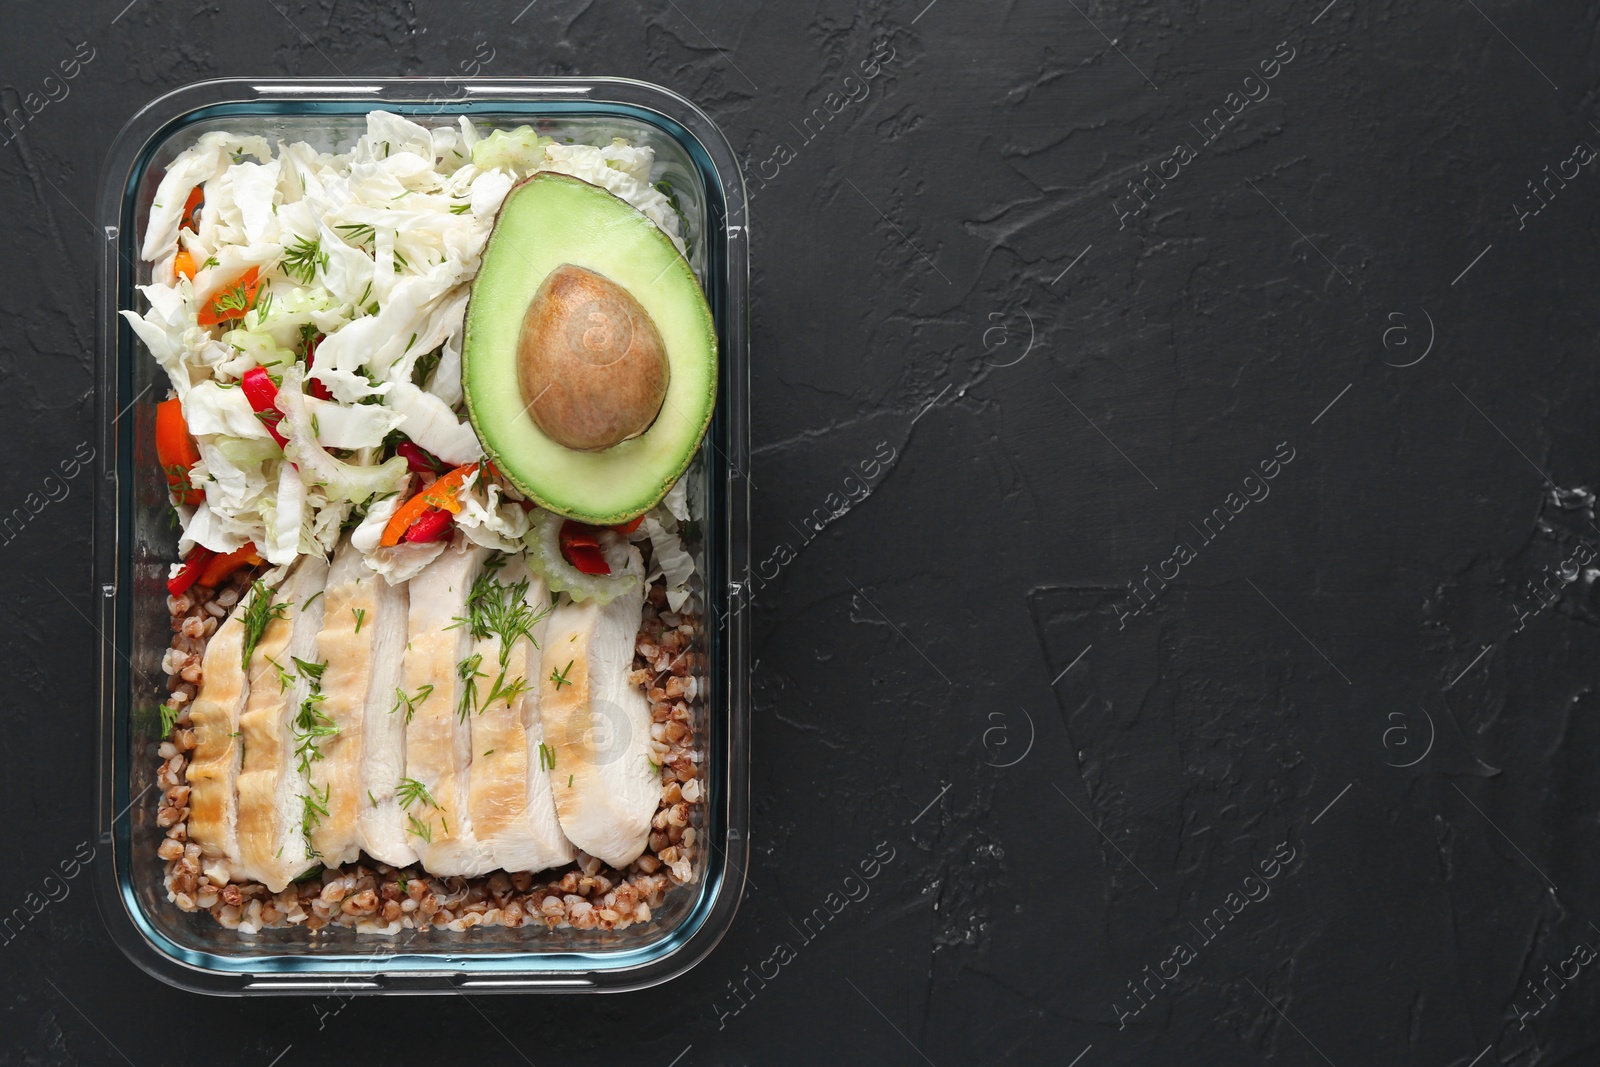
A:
[462,172,717,525]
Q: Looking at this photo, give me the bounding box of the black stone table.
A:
[3,1,1597,1063]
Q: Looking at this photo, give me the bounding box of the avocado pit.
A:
[516,263,670,452]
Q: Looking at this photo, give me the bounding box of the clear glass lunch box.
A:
[91,77,749,994]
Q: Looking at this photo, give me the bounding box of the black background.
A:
[3,0,1600,1064]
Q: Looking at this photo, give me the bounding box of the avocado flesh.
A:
[463,172,717,525]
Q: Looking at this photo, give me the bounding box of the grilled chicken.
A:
[352,550,415,868]
[186,576,283,884]
[541,546,657,869]
[236,556,330,892]
[309,540,406,867]
[402,540,497,876]
[466,557,575,874]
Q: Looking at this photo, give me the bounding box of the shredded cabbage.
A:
[127,110,700,580]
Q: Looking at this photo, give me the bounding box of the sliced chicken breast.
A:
[236,556,330,892]
[186,576,283,885]
[354,550,415,868]
[467,558,575,874]
[402,539,497,876]
[541,547,657,869]
[308,539,388,867]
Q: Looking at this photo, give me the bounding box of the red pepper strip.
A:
[181,187,203,233]
[198,543,262,587]
[559,520,612,575]
[167,546,216,596]
[612,515,644,535]
[396,440,445,474]
[304,333,332,401]
[240,367,288,448]
[404,508,455,543]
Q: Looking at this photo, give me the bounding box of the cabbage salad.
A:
[124,111,696,607]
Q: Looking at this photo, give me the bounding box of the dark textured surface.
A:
[3,0,1600,1063]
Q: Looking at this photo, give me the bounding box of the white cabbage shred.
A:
[124,111,699,583]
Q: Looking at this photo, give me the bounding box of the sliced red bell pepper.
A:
[403,508,455,544]
[611,515,644,535]
[559,520,612,575]
[154,397,203,506]
[167,546,215,596]
[240,366,288,448]
[396,440,445,474]
[198,543,262,587]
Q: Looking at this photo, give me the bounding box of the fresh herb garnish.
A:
[293,655,327,682]
[352,607,366,634]
[456,652,485,721]
[336,223,376,248]
[267,655,294,692]
[300,783,330,855]
[539,742,556,772]
[280,235,327,285]
[367,789,378,808]
[450,572,550,667]
[482,668,531,710]
[240,580,288,669]
[550,659,574,690]
[406,813,433,844]
[392,683,434,723]
[159,702,181,738]
[448,202,471,215]
[396,777,437,810]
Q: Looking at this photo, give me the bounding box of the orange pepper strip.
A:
[379,490,436,547]
[173,248,197,281]
[154,397,203,506]
[198,543,262,587]
[421,463,476,515]
[197,267,261,327]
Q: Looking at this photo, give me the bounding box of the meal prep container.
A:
[91,77,750,994]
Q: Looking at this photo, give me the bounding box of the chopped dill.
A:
[392,683,434,723]
[240,580,288,669]
[539,742,556,772]
[406,813,433,844]
[550,659,574,690]
[456,652,485,721]
[396,777,437,810]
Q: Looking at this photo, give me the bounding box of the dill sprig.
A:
[550,659,574,690]
[406,813,433,844]
[240,581,289,669]
[280,235,327,285]
[450,572,550,667]
[335,222,375,248]
[293,692,338,776]
[301,783,330,856]
[396,777,437,810]
[392,683,434,723]
[352,607,366,634]
[538,742,556,772]
[456,652,485,721]
[482,667,531,710]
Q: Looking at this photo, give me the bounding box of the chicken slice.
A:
[308,539,392,867]
[402,539,497,876]
[466,557,575,874]
[541,546,657,869]
[236,556,330,892]
[353,549,415,868]
[186,575,285,885]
